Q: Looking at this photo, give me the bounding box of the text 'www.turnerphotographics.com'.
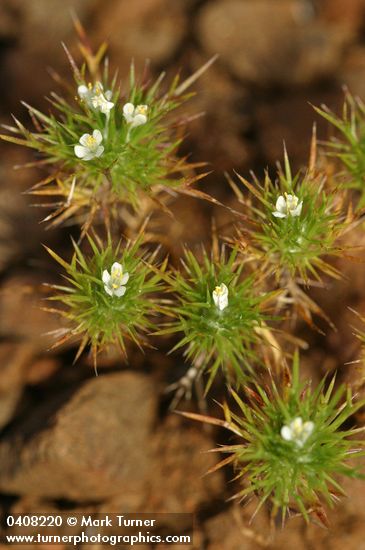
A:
[2,514,194,546]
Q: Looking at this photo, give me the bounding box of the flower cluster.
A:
[75,83,149,162]
[78,81,114,115]
[161,247,275,390]
[273,193,302,218]
[229,147,354,329]
[233,149,350,283]
[0,43,212,235]
[123,103,148,128]
[45,236,163,367]
[183,353,365,524]
[281,416,314,447]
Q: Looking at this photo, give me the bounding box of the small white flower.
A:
[78,82,114,115]
[273,192,303,218]
[212,283,229,311]
[74,129,104,161]
[281,417,314,447]
[77,84,90,100]
[102,262,129,298]
[123,102,148,129]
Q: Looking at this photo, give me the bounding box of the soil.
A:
[0,1,365,548]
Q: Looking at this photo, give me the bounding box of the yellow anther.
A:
[86,136,96,147]
[95,84,103,96]
[136,105,148,115]
[111,267,123,280]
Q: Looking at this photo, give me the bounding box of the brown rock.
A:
[25,357,60,385]
[205,504,270,550]
[94,0,187,68]
[184,53,253,172]
[321,0,365,32]
[270,516,308,550]
[4,497,96,546]
[304,479,365,549]
[0,342,36,429]
[1,0,97,108]
[147,415,225,514]
[198,0,350,86]
[256,89,342,169]
[0,275,60,349]
[340,46,365,98]
[0,372,157,501]
[103,414,225,517]
[0,148,45,273]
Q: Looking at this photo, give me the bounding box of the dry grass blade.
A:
[175,410,242,437]
[173,55,219,97]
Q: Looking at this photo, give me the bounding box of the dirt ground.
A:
[1,1,365,549]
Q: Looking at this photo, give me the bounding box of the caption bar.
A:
[1,513,193,546]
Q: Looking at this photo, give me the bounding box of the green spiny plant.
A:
[160,244,278,394]
[314,91,365,209]
[229,144,355,327]
[0,37,212,237]
[45,232,165,368]
[181,352,365,525]
[2,18,365,532]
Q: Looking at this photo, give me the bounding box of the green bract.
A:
[45,235,164,367]
[315,92,365,209]
[0,48,203,231]
[235,150,348,283]
[161,246,276,390]
[183,353,365,524]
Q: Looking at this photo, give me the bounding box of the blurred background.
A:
[0,1,365,548]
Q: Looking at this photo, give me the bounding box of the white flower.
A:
[281,417,314,447]
[78,82,114,115]
[74,129,104,161]
[78,83,92,102]
[212,283,229,311]
[102,262,129,298]
[123,102,148,129]
[273,193,303,218]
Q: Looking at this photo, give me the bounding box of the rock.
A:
[0,275,60,349]
[198,0,350,86]
[340,46,365,98]
[305,477,365,549]
[321,0,365,33]
[103,414,225,518]
[256,88,342,168]
[205,504,270,550]
[0,342,36,429]
[0,4,18,40]
[270,516,308,550]
[25,357,60,385]
[147,415,225,514]
[0,148,45,274]
[309,224,365,377]
[94,0,188,68]
[0,372,157,501]
[183,52,253,172]
[0,0,97,109]
[4,496,96,546]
